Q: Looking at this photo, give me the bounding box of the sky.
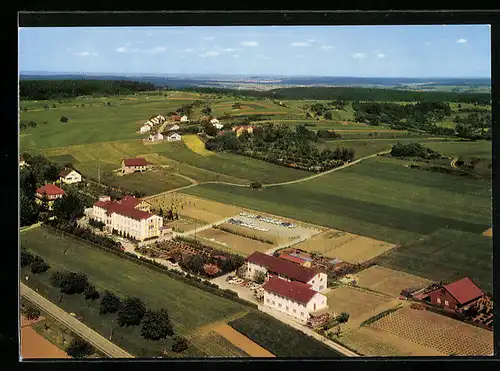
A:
[18,25,491,78]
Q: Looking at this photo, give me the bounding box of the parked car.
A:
[226,276,234,282]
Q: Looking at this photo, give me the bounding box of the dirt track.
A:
[21,325,71,359]
[214,324,275,357]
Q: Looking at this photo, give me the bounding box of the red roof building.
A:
[246,252,318,284]
[427,277,484,310]
[279,254,308,265]
[118,195,141,209]
[263,276,317,305]
[94,200,154,221]
[35,184,65,200]
[122,158,149,167]
[171,115,181,121]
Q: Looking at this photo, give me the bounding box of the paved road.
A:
[258,305,360,357]
[20,222,42,233]
[20,283,134,359]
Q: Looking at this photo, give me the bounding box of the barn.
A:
[426,277,484,311]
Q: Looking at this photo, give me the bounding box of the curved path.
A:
[20,283,134,359]
[450,156,459,169]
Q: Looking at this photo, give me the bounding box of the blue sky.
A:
[19,25,491,77]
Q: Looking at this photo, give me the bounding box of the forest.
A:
[20,80,156,100]
[205,124,354,172]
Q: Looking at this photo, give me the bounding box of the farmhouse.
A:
[180,115,189,122]
[212,122,224,130]
[35,184,65,209]
[20,156,26,168]
[210,118,220,125]
[121,158,150,174]
[232,125,254,137]
[92,196,163,241]
[263,276,328,323]
[246,251,327,291]
[171,115,181,122]
[168,124,180,131]
[139,125,151,133]
[58,168,82,184]
[426,277,484,311]
[145,121,154,127]
[148,133,164,142]
[167,133,182,142]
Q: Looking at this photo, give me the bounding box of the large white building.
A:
[92,196,164,241]
[263,276,328,323]
[246,251,328,322]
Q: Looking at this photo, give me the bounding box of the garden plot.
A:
[198,228,272,256]
[369,306,493,356]
[355,265,433,298]
[293,229,396,264]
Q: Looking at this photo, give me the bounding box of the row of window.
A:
[436,297,450,306]
[266,298,305,317]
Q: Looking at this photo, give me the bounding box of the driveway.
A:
[211,273,260,305]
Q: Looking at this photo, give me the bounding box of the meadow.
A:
[21,227,250,357]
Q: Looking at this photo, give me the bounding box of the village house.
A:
[263,276,328,323]
[210,118,220,125]
[245,251,327,292]
[58,168,82,184]
[92,196,164,242]
[139,124,151,133]
[166,133,182,142]
[426,277,485,311]
[20,156,26,168]
[35,184,65,209]
[121,158,150,174]
[168,124,180,131]
[232,125,254,137]
[171,115,181,122]
[148,133,164,142]
[180,115,189,122]
[145,120,154,127]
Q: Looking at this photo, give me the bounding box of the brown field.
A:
[21,315,70,359]
[325,287,399,329]
[148,193,244,223]
[190,330,251,357]
[370,306,494,356]
[340,326,443,357]
[294,229,395,264]
[483,228,492,237]
[214,324,275,358]
[355,265,433,297]
[216,222,280,244]
[198,228,272,256]
[166,218,200,233]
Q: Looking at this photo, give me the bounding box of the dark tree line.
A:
[390,142,442,159]
[20,80,155,100]
[205,124,355,172]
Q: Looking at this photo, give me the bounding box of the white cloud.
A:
[241,41,259,47]
[376,53,385,59]
[202,36,215,40]
[320,45,335,50]
[200,50,220,58]
[223,48,238,52]
[456,38,468,44]
[116,46,128,53]
[149,46,167,54]
[184,48,195,53]
[291,42,310,47]
[75,51,90,56]
[425,41,432,46]
[352,52,367,59]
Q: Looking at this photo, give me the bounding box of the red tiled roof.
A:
[94,200,154,221]
[171,115,181,121]
[36,184,65,196]
[118,195,140,208]
[263,276,317,305]
[123,158,149,167]
[279,254,306,265]
[444,277,484,305]
[246,252,318,283]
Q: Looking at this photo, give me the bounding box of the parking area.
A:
[211,274,263,304]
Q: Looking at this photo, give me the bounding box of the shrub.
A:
[21,248,35,267]
[171,336,189,353]
[30,257,50,274]
[117,297,146,327]
[66,338,94,358]
[23,304,41,321]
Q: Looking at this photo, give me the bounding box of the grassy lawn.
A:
[228,312,341,357]
[20,95,196,150]
[20,227,250,357]
[376,229,493,293]
[424,140,492,158]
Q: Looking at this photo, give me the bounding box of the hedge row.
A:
[41,225,256,309]
[359,306,402,327]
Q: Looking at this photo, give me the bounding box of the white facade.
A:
[180,115,189,122]
[60,170,82,184]
[148,133,164,142]
[213,123,224,129]
[167,133,182,142]
[92,204,163,241]
[140,125,151,133]
[210,118,220,124]
[169,124,180,131]
[263,290,328,323]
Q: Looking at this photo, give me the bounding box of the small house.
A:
[166,133,182,142]
[171,115,181,122]
[168,124,180,131]
[35,184,65,209]
[210,118,220,125]
[232,125,254,137]
[148,133,164,142]
[59,168,82,184]
[426,277,484,311]
[121,158,150,174]
[139,125,151,133]
[180,115,189,122]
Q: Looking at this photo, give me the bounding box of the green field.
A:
[376,229,492,292]
[21,227,250,357]
[424,140,492,158]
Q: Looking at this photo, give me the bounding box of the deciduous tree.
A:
[117,297,146,327]
[140,308,174,340]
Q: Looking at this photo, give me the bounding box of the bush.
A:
[23,304,41,321]
[117,297,146,327]
[30,257,50,274]
[21,248,35,267]
[171,336,189,353]
[84,284,100,301]
[250,181,262,189]
[66,338,94,358]
[140,308,175,340]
